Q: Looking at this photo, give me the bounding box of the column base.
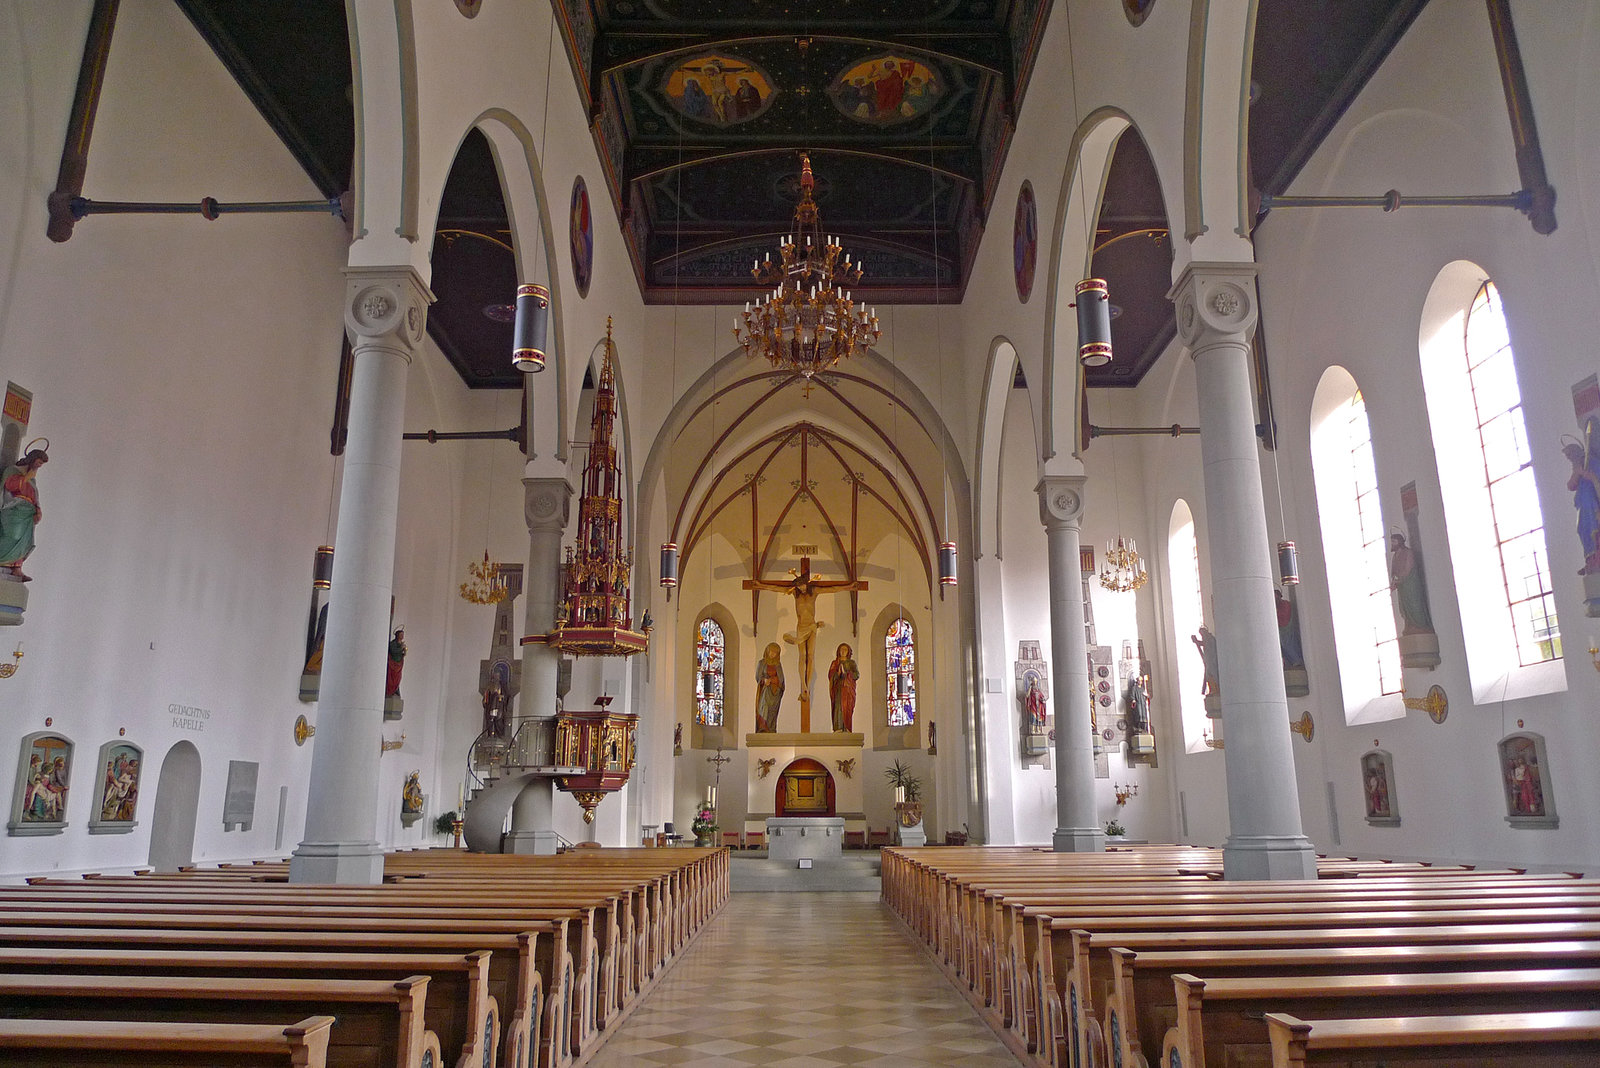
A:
[1222,833,1318,880]
[288,840,385,884]
[503,829,563,855]
[1052,827,1106,853]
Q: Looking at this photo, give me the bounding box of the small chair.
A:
[867,827,890,848]
[844,830,866,850]
[721,830,741,849]
[744,829,765,850]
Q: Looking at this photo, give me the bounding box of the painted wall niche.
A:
[1499,732,1557,829]
[1360,748,1400,827]
[87,739,144,834]
[8,730,73,836]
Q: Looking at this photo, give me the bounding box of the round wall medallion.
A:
[1013,180,1037,303]
[453,0,482,17]
[1123,0,1156,26]
[570,177,593,299]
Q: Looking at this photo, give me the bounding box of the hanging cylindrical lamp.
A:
[938,541,958,587]
[511,283,550,373]
[1277,540,1300,586]
[312,545,334,589]
[1074,278,1113,368]
[659,542,679,591]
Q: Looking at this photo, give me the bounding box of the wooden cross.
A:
[743,557,867,731]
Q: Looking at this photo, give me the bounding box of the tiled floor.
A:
[586,891,1021,1067]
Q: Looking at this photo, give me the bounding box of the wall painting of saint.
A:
[661,54,775,127]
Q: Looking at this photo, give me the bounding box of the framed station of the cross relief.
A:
[88,739,143,834]
[9,731,73,836]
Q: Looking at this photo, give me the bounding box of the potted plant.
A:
[1104,819,1127,840]
[690,806,718,847]
[433,810,459,836]
[883,759,923,802]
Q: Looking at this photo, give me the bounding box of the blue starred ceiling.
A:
[558,0,1048,302]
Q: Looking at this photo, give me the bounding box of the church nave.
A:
[587,891,1020,1068]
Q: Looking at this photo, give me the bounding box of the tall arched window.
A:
[1421,268,1563,693]
[885,617,917,726]
[1312,368,1402,721]
[1462,282,1559,663]
[1167,500,1207,748]
[693,617,725,726]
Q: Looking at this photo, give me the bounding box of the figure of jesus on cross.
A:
[744,557,867,731]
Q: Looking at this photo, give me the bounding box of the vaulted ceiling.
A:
[175,0,1431,391]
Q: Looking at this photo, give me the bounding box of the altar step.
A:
[729,852,882,893]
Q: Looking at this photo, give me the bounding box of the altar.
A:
[766,816,845,861]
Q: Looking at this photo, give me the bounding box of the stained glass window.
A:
[694,617,725,726]
[886,616,916,727]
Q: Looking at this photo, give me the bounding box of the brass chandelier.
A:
[1098,536,1148,593]
[734,154,881,378]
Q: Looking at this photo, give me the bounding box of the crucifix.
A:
[705,746,732,810]
[743,556,868,731]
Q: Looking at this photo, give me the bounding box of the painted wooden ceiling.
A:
[175,0,1430,390]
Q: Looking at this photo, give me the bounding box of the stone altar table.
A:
[766,816,845,861]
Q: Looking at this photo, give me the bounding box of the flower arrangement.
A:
[691,806,718,837]
[1104,819,1127,838]
[433,810,460,835]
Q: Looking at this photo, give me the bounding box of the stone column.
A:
[291,267,432,885]
[1037,475,1102,852]
[504,476,572,854]
[1170,261,1317,880]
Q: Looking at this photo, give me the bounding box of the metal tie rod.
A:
[403,427,521,444]
[1089,424,1199,438]
[1260,189,1532,213]
[70,195,346,221]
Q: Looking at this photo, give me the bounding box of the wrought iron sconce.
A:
[380,732,406,754]
[1290,710,1315,742]
[1113,782,1139,806]
[0,643,22,679]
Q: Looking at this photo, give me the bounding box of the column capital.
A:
[342,265,435,361]
[523,477,574,534]
[1036,474,1087,531]
[1167,260,1260,350]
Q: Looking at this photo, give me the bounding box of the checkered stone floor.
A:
[585,891,1020,1067]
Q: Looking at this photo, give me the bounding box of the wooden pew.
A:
[1265,1008,1600,1066]
[0,926,508,1068]
[0,973,443,1068]
[11,848,727,1068]
[0,1014,335,1067]
[1161,967,1600,1068]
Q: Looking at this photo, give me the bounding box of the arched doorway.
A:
[147,741,201,872]
[774,757,836,817]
